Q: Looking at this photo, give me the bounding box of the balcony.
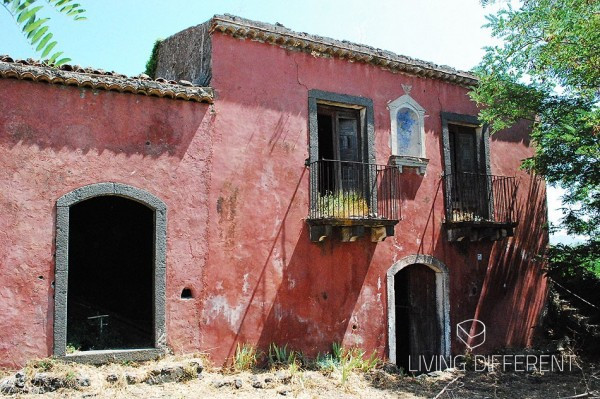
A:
[307,159,400,242]
[443,172,519,242]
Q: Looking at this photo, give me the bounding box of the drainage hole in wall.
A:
[321,292,328,300]
[38,275,44,280]
[145,141,151,146]
[352,324,358,331]
[181,288,193,299]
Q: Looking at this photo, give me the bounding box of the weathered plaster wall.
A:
[154,22,212,86]
[0,29,548,368]
[198,33,548,363]
[0,79,212,367]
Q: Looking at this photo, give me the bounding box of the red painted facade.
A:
[0,23,548,368]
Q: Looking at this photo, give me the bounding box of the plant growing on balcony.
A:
[318,191,369,218]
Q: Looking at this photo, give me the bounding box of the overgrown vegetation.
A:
[316,343,380,383]
[144,39,162,78]
[232,342,380,384]
[268,344,300,369]
[546,243,600,310]
[472,0,599,284]
[318,192,369,218]
[1,0,86,65]
[233,343,258,371]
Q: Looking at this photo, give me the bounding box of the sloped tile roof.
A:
[0,55,213,103]
[209,14,478,87]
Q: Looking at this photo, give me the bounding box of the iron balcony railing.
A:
[443,172,518,224]
[308,159,400,221]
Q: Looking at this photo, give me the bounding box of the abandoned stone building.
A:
[0,15,549,368]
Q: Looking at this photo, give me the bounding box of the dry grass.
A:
[2,354,598,399]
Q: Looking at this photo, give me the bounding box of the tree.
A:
[471,0,600,268]
[1,0,85,65]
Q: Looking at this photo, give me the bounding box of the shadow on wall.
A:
[255,225,376,357]
[213,165,377,361]
[0,82,208,159]
[410,172,547,354]
[490,120,532,146]
[470,173,549,349]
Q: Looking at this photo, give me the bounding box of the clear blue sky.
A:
[1,0,499,75]
[0,0,578,244]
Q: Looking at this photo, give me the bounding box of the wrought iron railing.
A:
[443,172,518,224]
[308,159,400,221]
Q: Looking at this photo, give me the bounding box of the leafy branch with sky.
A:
[471,0,599,275]
[1,0,86,65]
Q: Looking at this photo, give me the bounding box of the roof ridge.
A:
[208,14,478,87]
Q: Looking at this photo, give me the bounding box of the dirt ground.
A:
[1,354,598,399]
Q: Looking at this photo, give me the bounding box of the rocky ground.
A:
[0,354,598,398]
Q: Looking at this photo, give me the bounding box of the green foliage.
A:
[546,242,600,311]
[65,343,79,354]
[144,38,162,78]
[2,0,86,65]
[471,0,600,248]
[268,343,299,368]
[315,343,380,384]
[318,191,369,218]
[233,343,258,371]
[547,242,600,279]
[29,358,55,372]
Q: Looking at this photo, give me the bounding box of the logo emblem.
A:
[456,319,486,350]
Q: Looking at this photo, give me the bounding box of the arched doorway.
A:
[387,255,450,370]
[54,183,166,359]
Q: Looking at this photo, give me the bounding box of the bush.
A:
[318,192,369,218]
[546,242,600,306]
[316,343,380,383]
[233,343,258,371]
[268,344,299,368]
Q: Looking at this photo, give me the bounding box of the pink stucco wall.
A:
[0,31,548,368]
[198,33,548,363]
[0,80,213,367]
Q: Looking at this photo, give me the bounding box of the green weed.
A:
[233,343,258,371]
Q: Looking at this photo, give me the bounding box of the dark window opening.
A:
[67,196,154,351]
[307,91,399,238]
[394,264,440,372]
[316,104,365,197]
[448,124,490,221]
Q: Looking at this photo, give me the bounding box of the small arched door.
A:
[387,255,450,371]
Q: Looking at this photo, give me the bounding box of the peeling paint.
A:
[202,295,245,333]
[287,275,296,289]
[242,273,250,294]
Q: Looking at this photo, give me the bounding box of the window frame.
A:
[308,90,375,165]
[440,112,491,178]
[440,112,494,223]
[389,94,426,159]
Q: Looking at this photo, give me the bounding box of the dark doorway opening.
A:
[394,264,440,372]
[67,196,154,351]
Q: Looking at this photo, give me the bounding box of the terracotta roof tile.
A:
[0,55,213,103]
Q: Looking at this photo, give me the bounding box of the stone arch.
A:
[54,182,167,361]
[386,254,450,364]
